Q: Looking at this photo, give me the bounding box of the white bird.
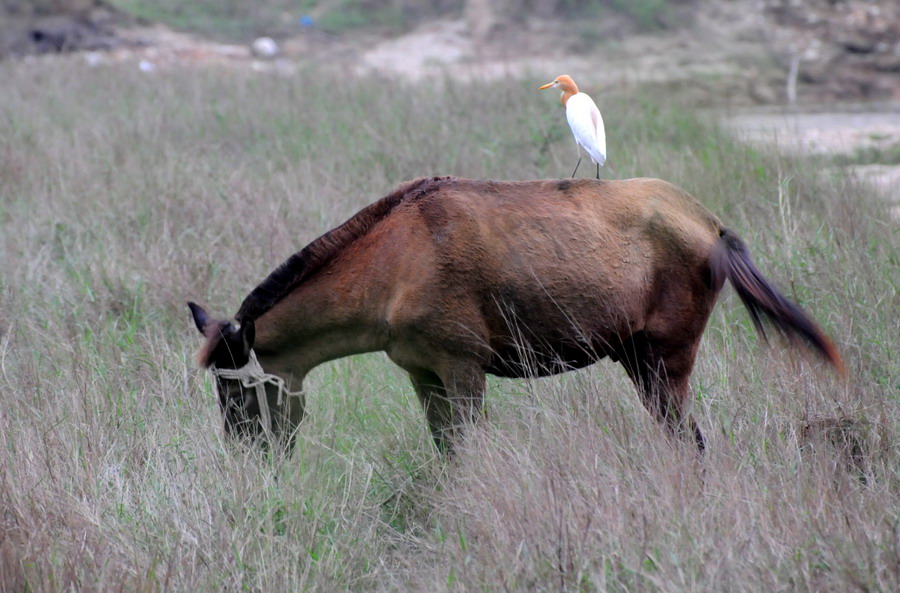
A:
[539,74,607,179]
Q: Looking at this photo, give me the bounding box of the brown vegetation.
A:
[0,42,895,593]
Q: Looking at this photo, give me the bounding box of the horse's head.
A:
[188,301,263,440]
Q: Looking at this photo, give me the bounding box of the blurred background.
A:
[2,0,898,104]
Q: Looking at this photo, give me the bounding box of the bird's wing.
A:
[565,93,607,166]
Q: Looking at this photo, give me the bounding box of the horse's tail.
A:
[710,228,845,375]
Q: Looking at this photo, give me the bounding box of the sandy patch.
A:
[722,104,900,217]
[723,107,900,155]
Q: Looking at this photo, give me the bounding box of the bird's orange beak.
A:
[538,81,556,90]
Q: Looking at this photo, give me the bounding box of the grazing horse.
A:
[189,176,843,452]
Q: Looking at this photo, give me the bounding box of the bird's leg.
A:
[595,163,600,180]
[571,156,582,178]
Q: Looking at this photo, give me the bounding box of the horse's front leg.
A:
[409,361,486,454]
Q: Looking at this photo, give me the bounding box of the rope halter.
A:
[210,350,303,437]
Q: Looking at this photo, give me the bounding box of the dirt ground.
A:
[722,104,900,216]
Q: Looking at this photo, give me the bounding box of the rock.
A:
[840,34,876,54]
[875,53,900,73]
[799,59,829,84]
[251,37,278,58]
[1,2,131,58]
[749,79,778,104]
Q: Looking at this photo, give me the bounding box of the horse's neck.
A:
[252,264,390,381]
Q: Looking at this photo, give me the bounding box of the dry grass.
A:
[0,58,897,592]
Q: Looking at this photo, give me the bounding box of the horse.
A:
[188,176,843,453]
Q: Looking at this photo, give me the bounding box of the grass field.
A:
[0,58,897,592]
[100,0,673,38]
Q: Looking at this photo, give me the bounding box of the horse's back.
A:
[378,177,723,374]
[408,177,722,306]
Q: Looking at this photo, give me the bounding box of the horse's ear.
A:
[240,318,255,354]
[188,301,211,334]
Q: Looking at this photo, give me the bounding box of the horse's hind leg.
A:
[618,332,705,452]
[409,364,486,453]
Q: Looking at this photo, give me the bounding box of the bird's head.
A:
[538,75,579,94]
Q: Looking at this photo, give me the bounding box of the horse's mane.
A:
[236,176,450,322]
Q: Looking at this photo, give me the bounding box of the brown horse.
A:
[189,176,843,452]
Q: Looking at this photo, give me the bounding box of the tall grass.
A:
[0,59,897,592]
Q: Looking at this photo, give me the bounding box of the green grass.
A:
[101,0,677,39]
[0,59,897,592]
[104,0,431,37]
[833,142,900,166]
[107,0,305,38]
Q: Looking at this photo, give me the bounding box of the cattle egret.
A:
[539,75,606,179]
